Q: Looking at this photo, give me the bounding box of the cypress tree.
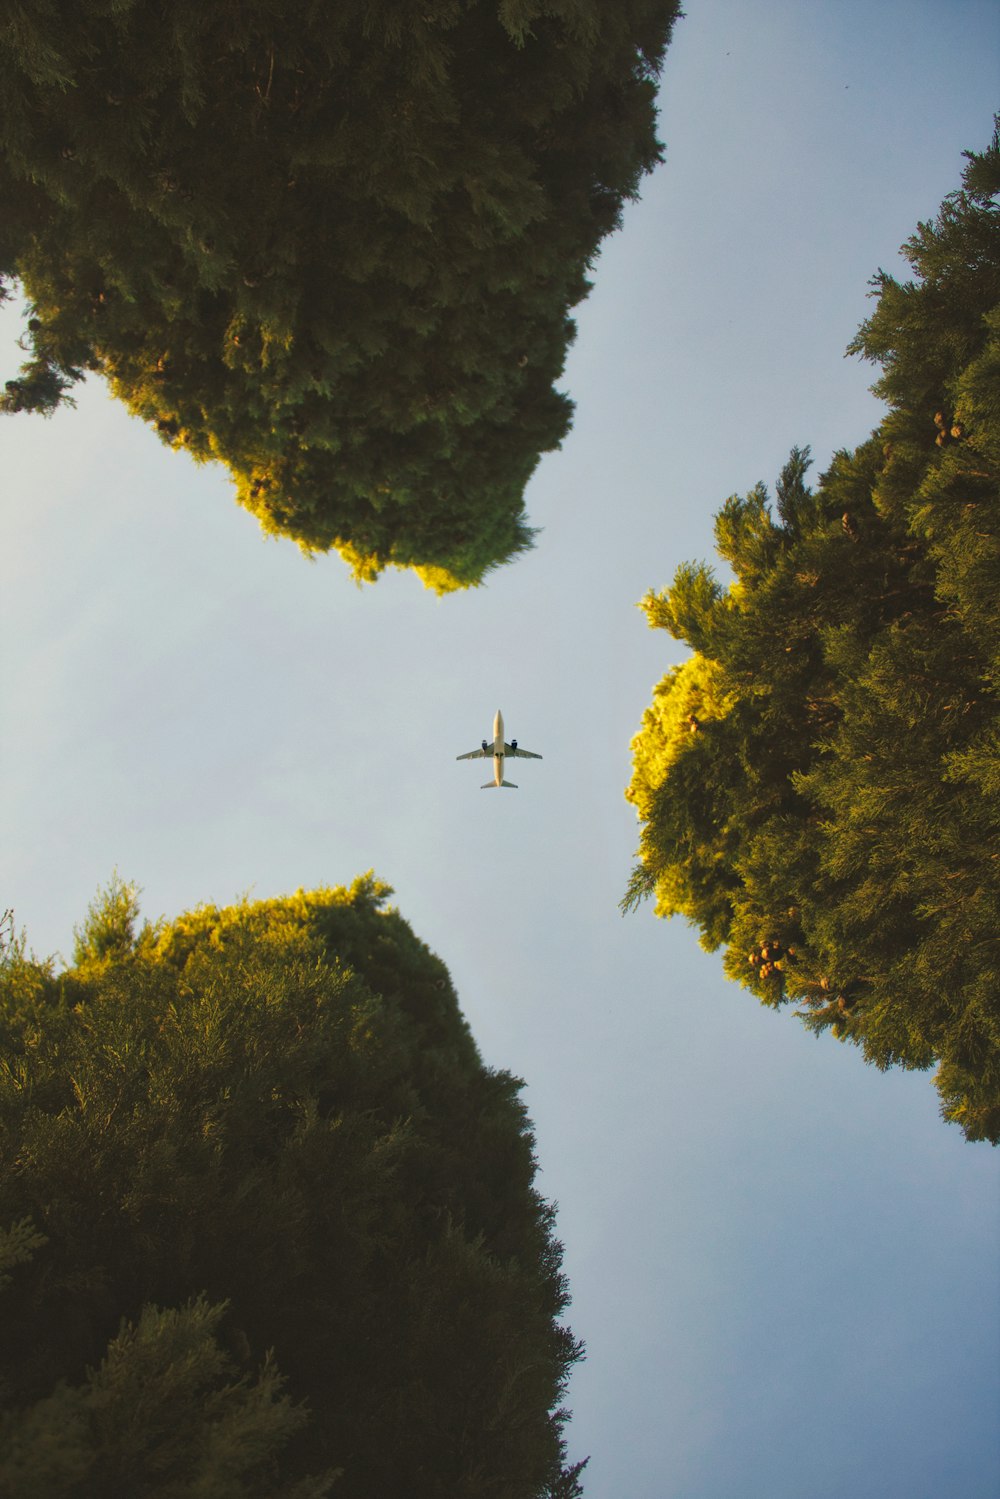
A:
[0,0,680,590]
[0,876,585,1495]
[624,124,1000,1141]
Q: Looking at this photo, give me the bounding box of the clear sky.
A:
[2,2,999,1495]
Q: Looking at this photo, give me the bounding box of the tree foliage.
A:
[624,124,1000,1142]
[0,1295,331,1499]
[0,875,585,1495]
[0,0,679,590]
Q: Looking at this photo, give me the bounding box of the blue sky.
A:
[2,2,999,1495]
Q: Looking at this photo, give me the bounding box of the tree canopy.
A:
[0,875,585,1496]
[623,124,1000,1142]
[0,0,679,591]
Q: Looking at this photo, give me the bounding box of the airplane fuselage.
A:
[490,708,505,786]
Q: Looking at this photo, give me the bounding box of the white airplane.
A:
[456,708,542,788]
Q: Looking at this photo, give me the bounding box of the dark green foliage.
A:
[0,875,584,1495]
[0,0,679,590]
[0,1296,332,1499]
[624,125,1000,1141]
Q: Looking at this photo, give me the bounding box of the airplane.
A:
[456,708,542,788]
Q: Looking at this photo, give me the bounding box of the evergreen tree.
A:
[0,0,679,590]
[0,875,585,1494]
[0,1290,333,1499]
[623,124,1000,1142]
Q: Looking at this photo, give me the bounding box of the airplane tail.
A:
[481,780,518,789]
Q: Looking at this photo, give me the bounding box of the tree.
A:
[0,0,680,591]
[623,123,1000,1142]
[0,875,585,1495]
[0,1290,333,1499]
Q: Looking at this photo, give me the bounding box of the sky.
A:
[2,2,999,1495]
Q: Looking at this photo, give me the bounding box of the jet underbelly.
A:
[492,709,505,786]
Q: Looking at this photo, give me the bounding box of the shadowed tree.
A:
[623,124,1000,1142]
[0,0,680,591]
[0,1288,335,1499]
[0,875,585,1495]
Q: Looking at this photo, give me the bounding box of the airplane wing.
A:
[505,743,542,759]
[456,747,490,760]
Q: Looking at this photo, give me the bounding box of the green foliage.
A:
[624,125,1000,1142]
[0,1216,47,1293]
[0,912,15,964]
[0,876,584,1495]
[0,0,680,590]
[71,871,143,966]
[0,1296,332,1499]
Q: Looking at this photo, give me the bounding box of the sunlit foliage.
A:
[0,0,679,590]
[624,124,1000,1142]
[0,875,585,1495]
